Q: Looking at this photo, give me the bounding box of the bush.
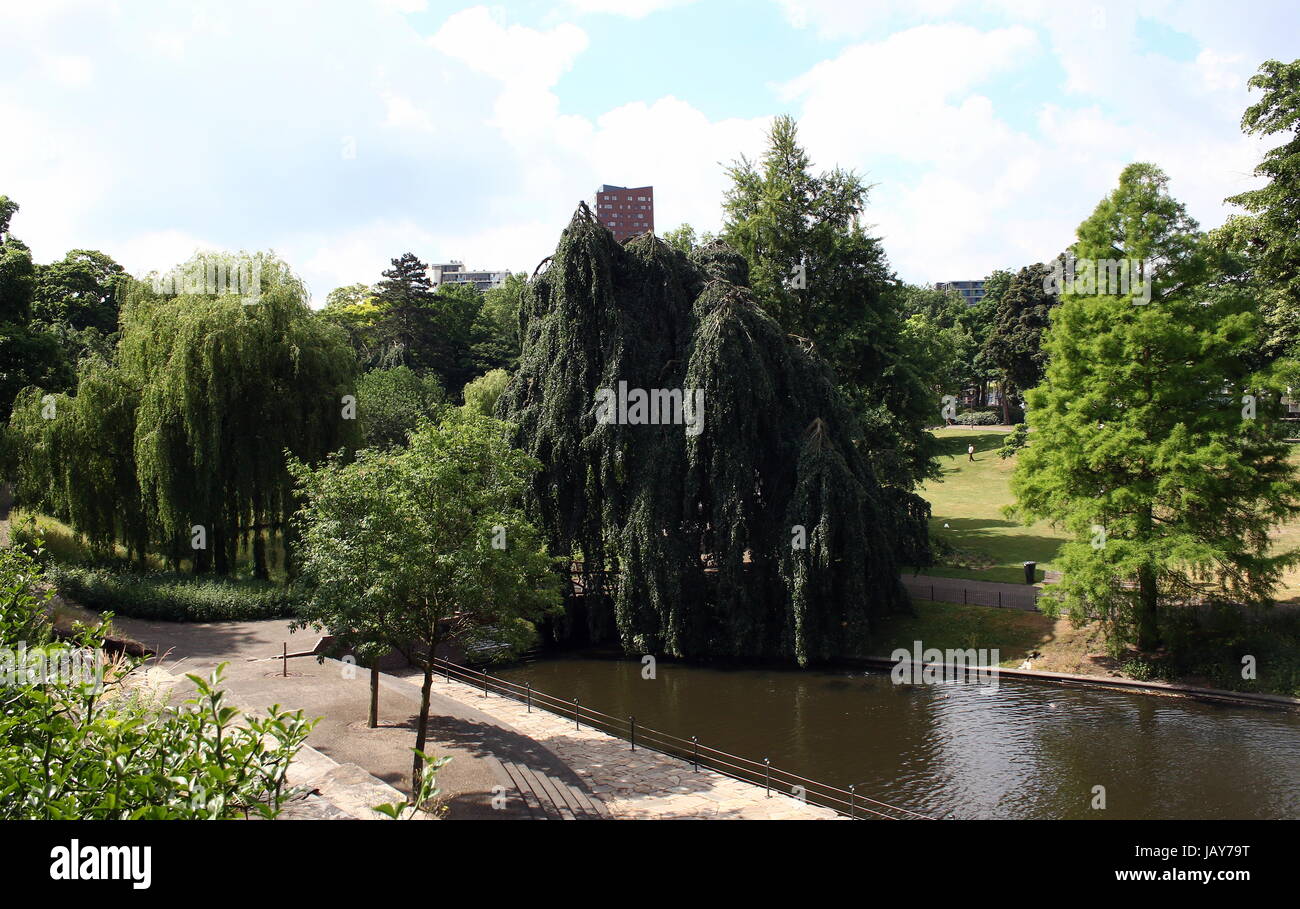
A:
[51,565,298,622]
[952,410,1001,426]
[0,545,312,819]
[999,423,1030,458]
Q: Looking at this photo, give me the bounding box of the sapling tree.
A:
[291,412,560,795]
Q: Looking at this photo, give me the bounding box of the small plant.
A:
[374,749,452,819]
[999,423,1030,459]
[0,544,314,818]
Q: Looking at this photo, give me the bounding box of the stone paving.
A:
[428,672,841,820]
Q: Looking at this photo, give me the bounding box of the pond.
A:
[497,656,1300,819]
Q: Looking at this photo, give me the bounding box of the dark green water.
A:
[497,657,1300,819]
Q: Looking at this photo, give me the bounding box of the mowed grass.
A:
[922,428,1300,602]
[919,428,1069,585]
[872,598,1058,668]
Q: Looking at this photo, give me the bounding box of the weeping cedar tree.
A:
[497,204,917,665]
[1011,163,1300,652]
[8,253,358,575]
[289,414,560,794]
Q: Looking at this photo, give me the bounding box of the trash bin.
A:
[1023,561,1037,584]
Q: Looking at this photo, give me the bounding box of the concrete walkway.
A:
[108,616,606,819]
[106,616,838,819]
[423,672,841,820]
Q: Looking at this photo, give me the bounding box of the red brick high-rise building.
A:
[593,184,654,242]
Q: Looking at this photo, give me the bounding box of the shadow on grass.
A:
[931,517,1065,563]
[933,431,1008,462]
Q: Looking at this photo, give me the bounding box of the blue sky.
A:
[2,0,1297,303]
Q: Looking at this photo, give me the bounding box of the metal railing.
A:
[430,655,934,821]
[902,577,1040,612]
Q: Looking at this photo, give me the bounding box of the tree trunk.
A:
[411,663,434,801]
[253,532,269,580]
[1136,564,1159,651]
[1000,381,1012,425]
[368,662,380,729]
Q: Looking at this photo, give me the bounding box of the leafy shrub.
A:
[356,366,445,449]
[952,410,1001,426]
[0,545,313,818]
[51,565,298,622]
[999,423,1030,458]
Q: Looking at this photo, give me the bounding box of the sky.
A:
[2,0,1297,305]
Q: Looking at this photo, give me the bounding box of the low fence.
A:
[903,576,1041,612]
[430,655,934,821]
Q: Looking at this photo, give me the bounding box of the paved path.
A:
[423,672,841,820]
[106,616,837,819]
[108,616,605,819]
[902,572,1042,611]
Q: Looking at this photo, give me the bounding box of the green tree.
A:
[10,252,359,577]
[462,368,510,418]
[354,365,444,448]
[898,284,980,400]
[722,116,938,496]
[981,263,1061,420]
[290,413,560,793]
[320,282,385,368]
[1011,163,1300,651]
[477,273,527,371]
[373,253,436,370]
[499,207,919,664]
[1225,58,1300,373]
[427,281,489,395]
[32,249,126,334]
[0,196,72,420]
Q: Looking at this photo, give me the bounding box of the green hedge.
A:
[51,565,298,622]
[952,410,1001,426]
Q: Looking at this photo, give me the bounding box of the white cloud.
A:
[382,92,435,132]
[113,229,222,279]
[429,7,587,86]
[41,54,94,86]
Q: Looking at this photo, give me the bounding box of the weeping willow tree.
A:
[8,360,149,562]
[9,252,358,576]
[120,253,358,576]
[498,205,915,664]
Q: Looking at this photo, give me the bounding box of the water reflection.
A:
[498,657,1300,819]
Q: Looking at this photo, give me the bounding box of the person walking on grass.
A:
[968,444,975,462]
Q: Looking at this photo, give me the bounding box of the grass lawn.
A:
[921,428,1300,602]
[920,427,1070,585]
[872,598,1056,667]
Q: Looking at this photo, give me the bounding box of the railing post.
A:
[482,668,488,697]
[692,736,698,772]
[764,758,771,797]
[573,697,580,730]
[282,642,287,677]
[629,716,636,751]
[525,682,531,712]
[930,584,935,600]
[850,784,856,819]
